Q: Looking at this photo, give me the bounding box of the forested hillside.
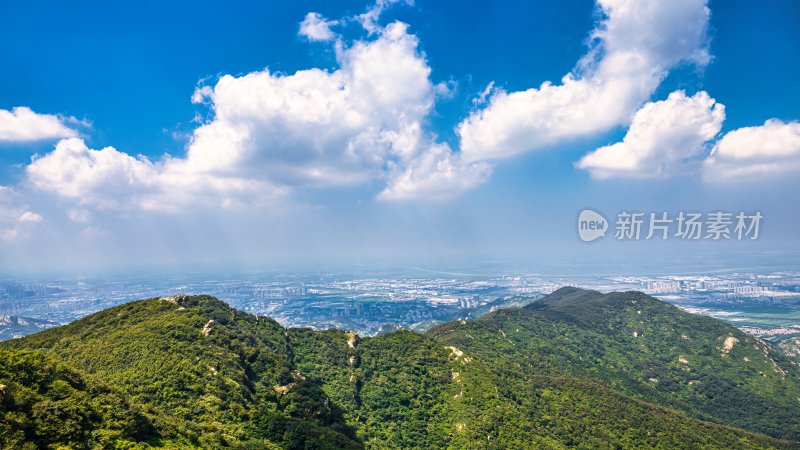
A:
[429,287,800,441]
[2,290,798,449]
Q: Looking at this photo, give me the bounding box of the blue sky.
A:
[0,0,798,274]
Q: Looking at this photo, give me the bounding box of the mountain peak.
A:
[527,287,666,311]
[526,286,604,309]
[161,294,232,311]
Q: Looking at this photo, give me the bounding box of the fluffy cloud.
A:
[299,12,338,42]
[186,20,484,200]
[27,10,486,210]
[458,0,711,162]
[0,186,42,240]
[188,21,433,187]
[704,119,800,180]
[17,0,722,209]
[378,144,491,200]
[26,17,484,207]
[27,138,158,208]
[0,107,79,142]
[27,138,283,212]
[577,91,724,178]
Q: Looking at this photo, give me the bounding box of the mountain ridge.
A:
[1,289,798,449]
[430,287,800,441]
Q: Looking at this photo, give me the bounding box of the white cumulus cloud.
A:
[577,90,724,178]
[27,137,159,209]
[27,7,478,210]
[186,19,484,200]
[187,21,433,187]
[22,0,715,207]
[0,106,79,142]
[186,22,435,186]
[704,119,800,180]
[458,0,711,162]
[25,15,484,208]
[378,143,491,200]
[27,137,284,212]
[299,12,338,42]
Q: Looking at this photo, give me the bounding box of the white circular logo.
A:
[577,209,608,242]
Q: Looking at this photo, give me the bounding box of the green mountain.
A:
[1,289,799,449]
[0,349,158,449]
[430,287,800,441]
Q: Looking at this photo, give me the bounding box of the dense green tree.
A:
[1,290,798,449]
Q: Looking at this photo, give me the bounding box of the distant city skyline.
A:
[1,0,799,274]
[2,267,799,338]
